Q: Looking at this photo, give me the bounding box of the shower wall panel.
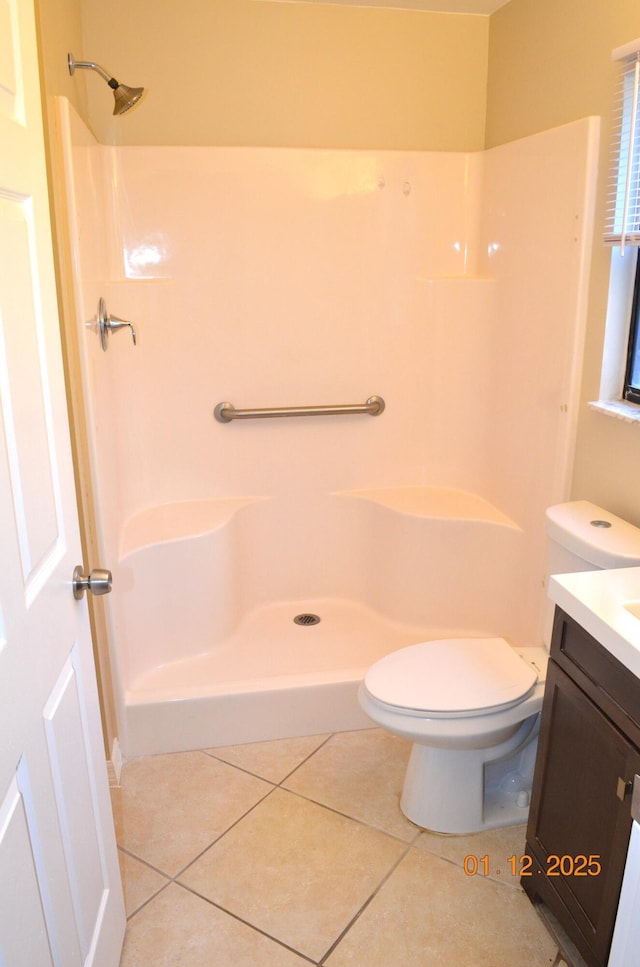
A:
[57,98,597,664]
[62,112,490,533]
[477,118,599,642]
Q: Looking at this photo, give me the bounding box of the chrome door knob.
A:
[72,565,113,600]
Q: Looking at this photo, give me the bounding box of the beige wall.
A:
[487,0,640,526]
[78,0,488,149]
[34,0,489,151]
[34,0,88,128]
[485,0,631,149]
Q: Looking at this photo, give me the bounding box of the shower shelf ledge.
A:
[119,495,265,559]
[84,277,173,285]
[337,486,518,528]
[416,275,495,283]
[118,487,518,561]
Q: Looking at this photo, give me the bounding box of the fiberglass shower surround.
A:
[57,98,598,757]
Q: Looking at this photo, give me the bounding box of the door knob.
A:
[73,566,113,600]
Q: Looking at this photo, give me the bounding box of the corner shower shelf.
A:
[337,486,518,528]
[119,496,264,560]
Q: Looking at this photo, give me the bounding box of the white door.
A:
[0,1,125,965]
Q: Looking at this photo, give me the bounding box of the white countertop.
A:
[549,566,640,682]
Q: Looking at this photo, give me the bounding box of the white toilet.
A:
[359,501,640,834]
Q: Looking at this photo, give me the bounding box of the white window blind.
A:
[606,39,640,250]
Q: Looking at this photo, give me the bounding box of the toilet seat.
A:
[363,637,538,719]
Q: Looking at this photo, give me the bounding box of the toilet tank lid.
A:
[363,637,537,715]
[546,501,640,569]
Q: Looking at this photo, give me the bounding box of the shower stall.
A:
[56,98,598,758]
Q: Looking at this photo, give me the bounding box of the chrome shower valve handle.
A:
[96,297,137,351]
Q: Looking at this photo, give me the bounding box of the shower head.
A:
[68,53,144,116]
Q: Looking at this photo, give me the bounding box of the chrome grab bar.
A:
[214,395,385,423]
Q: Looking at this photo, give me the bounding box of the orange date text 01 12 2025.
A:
[462,854,602,877]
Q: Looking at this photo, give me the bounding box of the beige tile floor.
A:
[112,728,570,966]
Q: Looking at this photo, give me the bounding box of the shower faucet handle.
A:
[96,296,137,351]
[106,314,137,345]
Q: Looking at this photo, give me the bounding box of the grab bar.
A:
[214,395,385,423]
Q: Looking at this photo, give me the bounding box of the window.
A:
[593,38,640,421]
[624,258,640,403]
[606,44,640,249]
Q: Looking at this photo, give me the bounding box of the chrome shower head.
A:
[68,53,144,116]
[112,83,144,116]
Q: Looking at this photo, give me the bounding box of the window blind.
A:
[606,39,640,250]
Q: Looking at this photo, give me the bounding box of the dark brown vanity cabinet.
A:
[523,608,640,967]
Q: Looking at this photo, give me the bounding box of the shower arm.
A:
[68,54,119,89]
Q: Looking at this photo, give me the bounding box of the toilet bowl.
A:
[359,638,548,834]
[359,500,640,835]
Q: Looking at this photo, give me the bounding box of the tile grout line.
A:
[117,735,334,926]
[124,880,173,922]
[407,838,530,892]
[198,731,419,847]
[316,837,416,965]
[202,729,336,785]
[119,735,414,956]
[175,880,319,965]
[170,780,414,890]
[274,783,422,847]
[119,742,419,924]
[119,783,282,922]
[115,737,550,964]
[171,782,280,878]
[276,731,336,784]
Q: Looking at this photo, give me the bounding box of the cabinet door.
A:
[524,660,640,967]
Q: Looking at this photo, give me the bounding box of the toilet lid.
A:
[363,637,538,716]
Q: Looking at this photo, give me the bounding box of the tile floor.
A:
[112,728,570,966]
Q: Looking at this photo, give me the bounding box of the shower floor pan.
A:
[122,598,473,758]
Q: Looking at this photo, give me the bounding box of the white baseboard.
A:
[106,737,123,786]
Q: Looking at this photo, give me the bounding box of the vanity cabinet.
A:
[523,607,640,967]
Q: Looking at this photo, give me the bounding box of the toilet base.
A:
[400,714,540,834]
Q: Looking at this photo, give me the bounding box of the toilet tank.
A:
[542,501,640,646]
[546,501,640,575]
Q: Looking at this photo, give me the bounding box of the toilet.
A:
[359,500,640,835]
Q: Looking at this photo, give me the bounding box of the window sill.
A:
[588,399,640,424]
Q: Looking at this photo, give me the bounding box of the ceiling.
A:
[278,1,511,14]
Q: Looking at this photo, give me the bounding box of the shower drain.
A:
[293,613,321,626]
